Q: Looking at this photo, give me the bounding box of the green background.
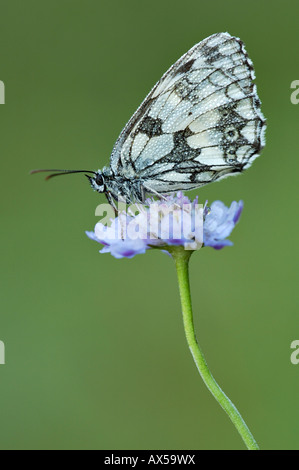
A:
[0,0,298,450]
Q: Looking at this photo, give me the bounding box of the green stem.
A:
[171,247,259,450]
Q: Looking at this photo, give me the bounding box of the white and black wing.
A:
[109,32,266,193]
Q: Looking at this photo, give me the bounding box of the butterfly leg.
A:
[105,190,119,213]
[142,184,168,201]
[142,184,181,208]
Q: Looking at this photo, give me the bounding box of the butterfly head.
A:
[87,170,105,194]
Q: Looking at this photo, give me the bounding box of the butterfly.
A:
[32,32,266,208]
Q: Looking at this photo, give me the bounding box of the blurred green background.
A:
[0,0,298,450]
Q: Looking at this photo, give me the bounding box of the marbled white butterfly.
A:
[32,33,266,208]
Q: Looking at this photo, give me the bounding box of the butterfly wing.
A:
[109,32,266,193]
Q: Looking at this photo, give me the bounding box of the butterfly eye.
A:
[95,174,104,187]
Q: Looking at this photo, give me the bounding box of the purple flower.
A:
[203,200,244,250]
[86,193,243,258]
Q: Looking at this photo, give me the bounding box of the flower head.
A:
[86,193,243,258]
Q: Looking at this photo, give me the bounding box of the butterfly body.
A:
[89,32,266,205]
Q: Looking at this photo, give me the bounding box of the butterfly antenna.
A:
[30,169,96,180]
